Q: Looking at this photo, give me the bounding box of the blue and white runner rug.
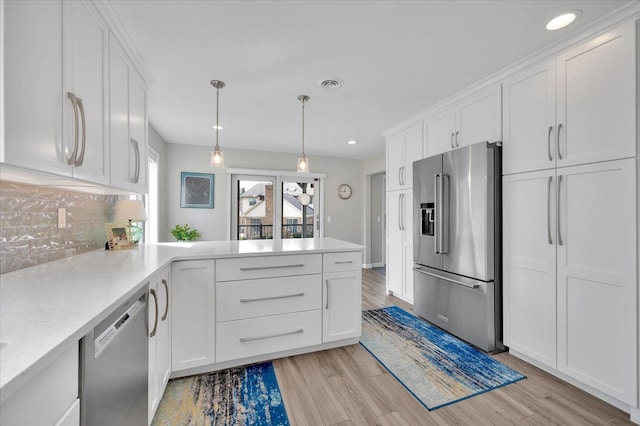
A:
[152,361,289,426]
[360,306,525,410]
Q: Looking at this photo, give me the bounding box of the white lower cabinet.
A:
[171,260,216,373]
[148,267,171,423]
[323,270,362,342]
[504,158,637,406]
[556,159,637,405]
[503,170,557,367]
[0,342,79,426]
[386,190,413,303]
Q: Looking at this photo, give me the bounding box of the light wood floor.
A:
[273,269,633,425]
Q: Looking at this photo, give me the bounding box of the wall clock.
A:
[337,184,352,200]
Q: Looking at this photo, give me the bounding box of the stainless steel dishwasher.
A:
[81,286,149,426]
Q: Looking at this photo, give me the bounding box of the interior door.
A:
[442,143,494,280]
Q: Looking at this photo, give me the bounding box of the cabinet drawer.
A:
[1,342,78,426]
[217,275,321,322]
[323,251,362,272]
[216,254,322,282]
[216,310,322,362]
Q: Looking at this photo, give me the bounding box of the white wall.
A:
[164,143,365,245]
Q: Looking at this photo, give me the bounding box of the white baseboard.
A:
[372,262,385,268]
[630,407,639,425]
[363,263,372,269]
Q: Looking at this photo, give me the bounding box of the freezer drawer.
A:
[413,265,497,352]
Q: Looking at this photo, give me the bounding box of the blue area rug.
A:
[360,306,525,410]
[152,361,289,426]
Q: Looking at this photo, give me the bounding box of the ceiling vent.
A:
[318,77,344,90]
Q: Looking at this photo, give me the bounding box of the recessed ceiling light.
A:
[347,140,357,145]
[212,125,224,130]
[546,10,581,31]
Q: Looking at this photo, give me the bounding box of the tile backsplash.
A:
[0,180,117,274]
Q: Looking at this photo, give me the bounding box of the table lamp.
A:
[114,200,147,244]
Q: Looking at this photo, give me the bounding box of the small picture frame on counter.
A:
[105,222,135,251]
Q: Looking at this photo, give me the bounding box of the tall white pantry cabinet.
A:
[502,19,638,407]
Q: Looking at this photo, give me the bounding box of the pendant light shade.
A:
[210,80,225,168]
[297,95,310,173]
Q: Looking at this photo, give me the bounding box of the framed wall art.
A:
[181,172,215,208]
[105,222,135,251]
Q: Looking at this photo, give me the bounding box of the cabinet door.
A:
[156,272,171,402]
[556,20,636,168]
[109,36,131,190]
[456,85,502,148]
[402,191,413,302]
[556,159,637,405]
[386,192,404,295]
[171,260,215,372]
[403,123,423,188]
[502,60,556,174]
[148,280,159,421]
[503,171,557,368]
[425,108,455,156]
[387,133,404,190]
[323,270,362,342]
[2,0,70,176]
[130,70,148,193]
[63,0,109,184]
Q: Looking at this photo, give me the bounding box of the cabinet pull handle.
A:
[434,174,440,254]
[557,123,563,160]
[149,288,158,338]
[547,126,553,161]
[401,166,405,186]
[334,260,353,264]
[401,193,405,231]
[450,132,454,149]
[240,328,304,343]
[239,264,304,271]
[398,167,402,186]
[557,174,563,246]
[455,130,459,147]
[325,279,330,309]
[161,279,169,321]
[547,176,553,245]
[240,292,304,303]
[75,96,86,167]
[131,138,140,183]
[67,92,80,165]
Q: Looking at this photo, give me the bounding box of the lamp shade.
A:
[114,200,147,222]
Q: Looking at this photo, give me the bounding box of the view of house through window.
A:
[233,175,319,240]
[144,148,159,243]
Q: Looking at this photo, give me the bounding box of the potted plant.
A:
[170,224,202,241]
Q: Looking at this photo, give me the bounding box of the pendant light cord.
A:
[215,85,220,150]
[301,98,305,156]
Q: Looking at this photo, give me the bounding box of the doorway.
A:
[370,172,386,270]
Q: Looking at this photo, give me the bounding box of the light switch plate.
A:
[57,208,66,229]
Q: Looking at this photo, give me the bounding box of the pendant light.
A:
[210,80,225,168]
[297,95,310,173]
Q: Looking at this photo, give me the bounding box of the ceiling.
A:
[110,0,633,160]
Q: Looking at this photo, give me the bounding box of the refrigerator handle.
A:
[440,174,449,254]
[434,174,440,253]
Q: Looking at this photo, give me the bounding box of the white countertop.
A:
[0,237,363,403]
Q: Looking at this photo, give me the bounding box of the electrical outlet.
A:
[57,208,66,229]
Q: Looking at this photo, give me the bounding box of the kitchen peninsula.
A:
[0,237,363,425]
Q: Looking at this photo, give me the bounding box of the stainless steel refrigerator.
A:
[412,141,502,353]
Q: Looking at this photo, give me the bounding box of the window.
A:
[144,148,159,243]
[230,172,323,241]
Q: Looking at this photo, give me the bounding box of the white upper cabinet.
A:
[109,36,148,194]
[424,108,456,156]
[425,85,501,156]
[502,60,556,175]
[2,1,69,176]
[456,85,502,148]
[62,0,109,185]
[503,20,636,174]
[386,123,423,190]
[129,70,148,193]
[556,20,636,168]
